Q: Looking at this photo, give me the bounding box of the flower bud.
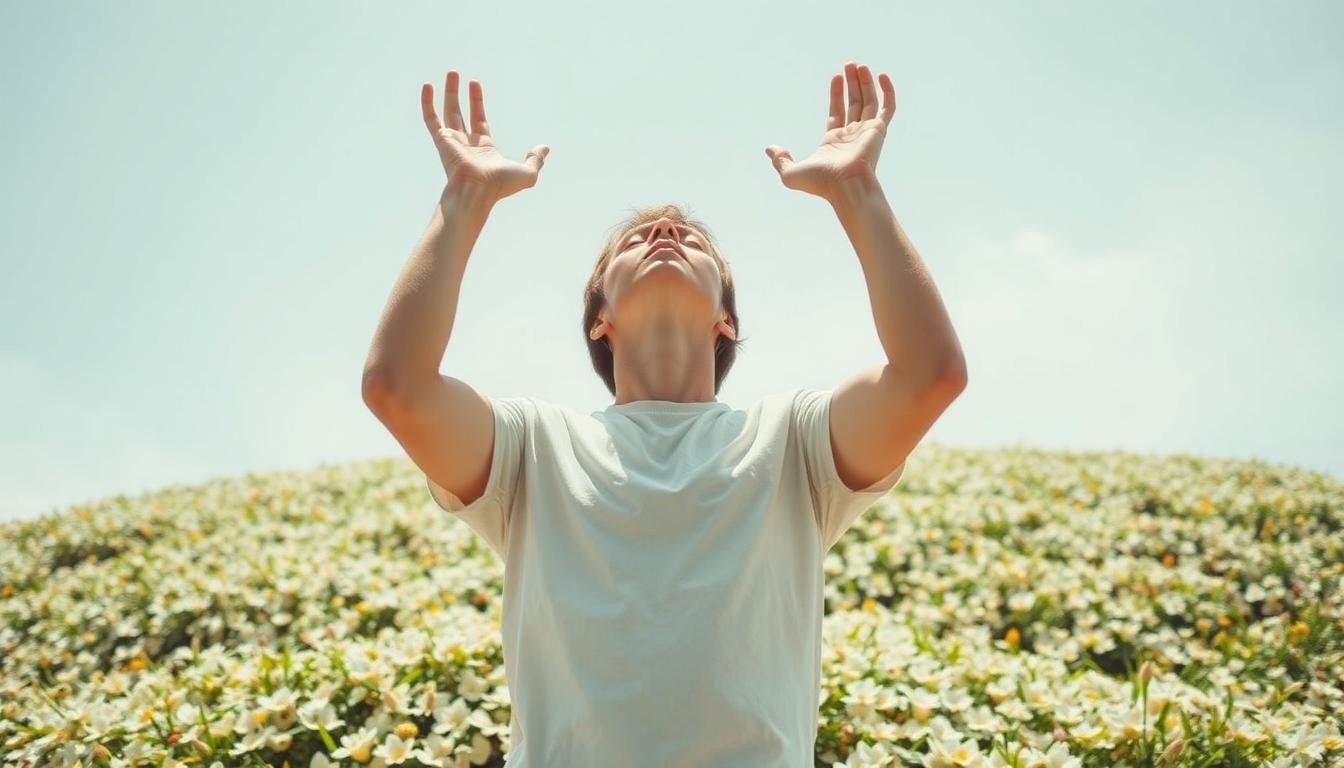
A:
[268,731,292,752]
[1161,737,1185,763]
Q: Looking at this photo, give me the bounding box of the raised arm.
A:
[361,69,550,508]
[765,60,966,491]
[361,68,550,403]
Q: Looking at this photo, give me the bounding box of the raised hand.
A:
[420,69,550,203]
[764,61,897,201]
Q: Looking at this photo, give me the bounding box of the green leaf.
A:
[316,722,338,753]
[197,703,218,753]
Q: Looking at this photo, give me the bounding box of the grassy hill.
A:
[1,445,1341,767]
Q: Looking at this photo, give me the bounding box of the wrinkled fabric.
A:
[426,388,905,767]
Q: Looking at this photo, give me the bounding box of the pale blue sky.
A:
[3,1,1341,522]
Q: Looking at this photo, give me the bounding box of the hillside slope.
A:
[1,445,1341,767]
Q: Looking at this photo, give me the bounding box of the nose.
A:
[648,217,680,244]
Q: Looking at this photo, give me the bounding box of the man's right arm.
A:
[361,180,499,507]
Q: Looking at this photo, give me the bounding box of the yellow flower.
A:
[1288,622,1310,644]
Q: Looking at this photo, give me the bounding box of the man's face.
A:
[598,216,725,331]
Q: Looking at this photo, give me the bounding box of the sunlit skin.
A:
[416,61,944,408]
[418,70,549,201]
[590,61,900,405]
[764,60,898,200]
[588,219,739,405]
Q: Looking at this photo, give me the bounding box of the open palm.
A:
[421,69,549,202]
[765,61,897,201]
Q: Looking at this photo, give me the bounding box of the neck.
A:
[610,328,717,405]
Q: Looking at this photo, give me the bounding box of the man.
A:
[363,61,966,767]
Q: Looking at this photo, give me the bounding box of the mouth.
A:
[643,244,685,261]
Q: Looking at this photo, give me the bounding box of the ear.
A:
[716,315,737,341]
[591,316,611,344]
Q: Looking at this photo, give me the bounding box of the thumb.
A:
[764,145,793,175]
[524,144,550,173]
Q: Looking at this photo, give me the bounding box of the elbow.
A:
[932,357,968,400]
[362,367,402,414]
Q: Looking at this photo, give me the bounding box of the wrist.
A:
[825,171,884,213]
[440,179,498,218]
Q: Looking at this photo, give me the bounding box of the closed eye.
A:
[623,230,704,249]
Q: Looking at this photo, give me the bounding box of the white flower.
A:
[838,738,896,767]
[1042,742,1081,768]
[299,700,346,733]
[331,726,380,763]
[259,686,297,713]
[373,734,416,765]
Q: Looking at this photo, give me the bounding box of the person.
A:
[362,61,967,768]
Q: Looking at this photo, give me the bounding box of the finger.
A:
[420,83,444,137]
[827,74,844,132]
[524,144,550,173]
[443,70,465,133]
[469,80,490,136]
[844,61,862,124]
[858,64,877,121]
[764,145,793,174]
[877,72,897,127]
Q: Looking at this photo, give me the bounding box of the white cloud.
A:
[938,221,1340,479]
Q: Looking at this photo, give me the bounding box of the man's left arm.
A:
[824,172,967,491]
[764,60,967,491]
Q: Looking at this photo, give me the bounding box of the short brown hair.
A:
[581,203,745,398]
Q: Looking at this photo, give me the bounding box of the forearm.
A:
[362,180,497,400]
[827,173,965,382]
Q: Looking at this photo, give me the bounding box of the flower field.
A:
[1,445,1341,767]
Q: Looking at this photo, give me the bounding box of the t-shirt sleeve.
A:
[792,387,906,553]
[425,395,533,560]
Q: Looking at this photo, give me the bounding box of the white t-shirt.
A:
[426,387,905,767]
